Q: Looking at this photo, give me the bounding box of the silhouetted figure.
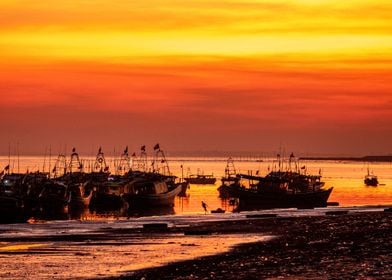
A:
[201,201,208,214]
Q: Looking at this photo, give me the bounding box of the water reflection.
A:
[127,206,175,218]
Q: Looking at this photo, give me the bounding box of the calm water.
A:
[2,156,392,216]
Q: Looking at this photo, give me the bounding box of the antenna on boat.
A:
[7,142,11,175]
[94,147,108,173]
[43,146,47,173]
[16,141,20,174]
[136,145,148,172]
[48,145,52,179]
[116,146,130,175]
[152,143,170,175]
[53,153,67,178]
[289,152,295,172]
[69,147,82,173]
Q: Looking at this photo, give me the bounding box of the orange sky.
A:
[0,0,391,156]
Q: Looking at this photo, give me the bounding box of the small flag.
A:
[301,165,306,169]
[52,166,57,173]
[98,147,102,154]
[131,152,136,157]
[124,146,128,154]
[141,145,146,152]
[72,147,76,153]
[4,165,10,171]
[153,143,160,151]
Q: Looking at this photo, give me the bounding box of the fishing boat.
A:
[235,171,333,210]
[122,174,182,208]
[364,174,379,186]
[38,181,69,216]
[364,167,378,186]
[123,144,183,208]
[0,174,28,223]
[184,174,217,185]
[89,178,126,211]
[218,157,240,198]
[68,182,93,210]
[0,192,27,223]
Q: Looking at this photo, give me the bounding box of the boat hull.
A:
[124,183,182,208]
[185,178,216,185]
[0,195,29,223]
[237,187,333,210]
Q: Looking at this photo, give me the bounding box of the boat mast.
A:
[68,148,82,173]
[94,147,108,172]
[116,146,130,175]
[48,146,52,179]
[152,143,170,175]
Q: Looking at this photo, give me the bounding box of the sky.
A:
[0,0,391,156]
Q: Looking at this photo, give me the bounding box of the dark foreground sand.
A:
[120,211,392,279]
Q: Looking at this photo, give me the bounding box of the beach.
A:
[0,208,391,279]
[126,210,392,279]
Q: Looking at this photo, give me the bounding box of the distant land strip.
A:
[299,156,392,162]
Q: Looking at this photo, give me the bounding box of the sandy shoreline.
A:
[121,211,392,279]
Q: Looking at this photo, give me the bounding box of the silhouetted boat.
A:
[0,177,28,223]
[68,182,93,210]
[0,172,42,223]
[235,171,333,210]
[218,157,240,198]
[185,174,216,185]
[177,181,190,197]
[38,181,69,215]
[89,178,126,211]
[123,175,182,208]
[364,168,378,186]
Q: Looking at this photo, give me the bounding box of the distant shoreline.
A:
[299,155,392,162]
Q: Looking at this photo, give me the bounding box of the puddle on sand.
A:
[0,243,47,251]
[0,234,273,279]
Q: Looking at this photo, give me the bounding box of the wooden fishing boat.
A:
[364,168,378,186]
[123,175,182,208]
[234,171,333,210]
[0,191,28,223]
[89,179,126,211]
[38,181,69,215]
[185,174,216,185]
[218,157,240,198]
[236,185,333,210]
[68,182,93,210]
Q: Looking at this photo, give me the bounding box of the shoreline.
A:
[0,209,391,279]
[120,211,392,279]
[299,155,392,162]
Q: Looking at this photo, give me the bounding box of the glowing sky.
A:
[1,0,391,155]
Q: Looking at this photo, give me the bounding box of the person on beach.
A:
[201,201,208,214]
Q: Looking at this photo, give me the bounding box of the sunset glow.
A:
[1,0,391,155]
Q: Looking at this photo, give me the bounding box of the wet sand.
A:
[0,210,391,279]
[0,217,271,279]
[126,211,392,279]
